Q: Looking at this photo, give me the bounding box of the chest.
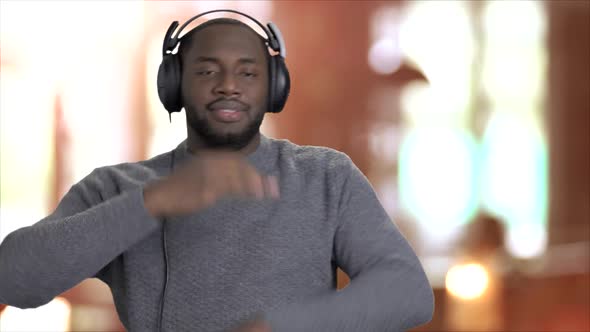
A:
[167,191,335,269]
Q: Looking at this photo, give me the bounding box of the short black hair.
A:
[177,17,270,67]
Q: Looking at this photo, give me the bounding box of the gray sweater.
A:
[0,134,433,331]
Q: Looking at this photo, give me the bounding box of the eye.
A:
[196,70,216,76]
[240,72,257,78]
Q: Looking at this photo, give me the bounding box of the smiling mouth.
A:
[207,99,249,123]
[209,108,244,123]
[207,99,249,112]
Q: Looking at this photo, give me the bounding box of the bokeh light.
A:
[446,263,490,300]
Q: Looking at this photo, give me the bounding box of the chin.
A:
[200,128,255,149]
[187,110,263,150]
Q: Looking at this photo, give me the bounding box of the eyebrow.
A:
[192,56,258,64]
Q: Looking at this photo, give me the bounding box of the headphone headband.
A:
[162,9,285,58]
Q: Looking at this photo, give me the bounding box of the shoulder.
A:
[56,148,175,207]
[80,149,173,190]
[271,137,355,176]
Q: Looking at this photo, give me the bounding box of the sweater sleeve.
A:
[264,157,434,331]
[0,168,161,309]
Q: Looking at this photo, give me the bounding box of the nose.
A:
[213,72,240,97]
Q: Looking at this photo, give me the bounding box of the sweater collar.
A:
[171,133,275,174]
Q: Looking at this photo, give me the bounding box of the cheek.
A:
[253,76,270,103]
[181,78,209,107]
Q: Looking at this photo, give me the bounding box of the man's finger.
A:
[248,172,265,199]
[264,176,280,199]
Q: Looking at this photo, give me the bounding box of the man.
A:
[0,12,433,332]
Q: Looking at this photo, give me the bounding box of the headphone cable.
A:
[158,149,175,332]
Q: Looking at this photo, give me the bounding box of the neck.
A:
[186,132,261,156]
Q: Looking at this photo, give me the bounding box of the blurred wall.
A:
[1,1,588,331]
[547,0,590,246]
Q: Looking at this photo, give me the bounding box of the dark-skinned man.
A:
[0,10,434,332]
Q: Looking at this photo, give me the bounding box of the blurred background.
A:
[0,0,588,331]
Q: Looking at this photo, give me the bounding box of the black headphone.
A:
[157,9,290,116]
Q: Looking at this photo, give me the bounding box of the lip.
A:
[210,109,244,123]
[206,99,249,123]
[207,99,249,112]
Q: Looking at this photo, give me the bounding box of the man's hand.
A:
[143,151,279,218]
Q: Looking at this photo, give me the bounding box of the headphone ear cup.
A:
[157,54,183,113]
[268,55,290,113]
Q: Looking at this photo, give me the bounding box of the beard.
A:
[185,108,265,150]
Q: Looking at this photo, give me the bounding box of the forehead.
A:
[184,24,267,60]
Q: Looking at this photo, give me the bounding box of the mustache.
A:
[206,98,249,111]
